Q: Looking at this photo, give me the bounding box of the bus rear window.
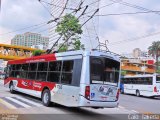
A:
[90,57,120,85]
[156,76,160,82]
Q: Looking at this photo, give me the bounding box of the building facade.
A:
[11,32,49,50]
[121,58,155,76]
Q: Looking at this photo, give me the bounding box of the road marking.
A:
[131,110,139,113]
[118,106,125,109]
[15,96,42,107]
[0,98,17,109]
[5,97,31,108]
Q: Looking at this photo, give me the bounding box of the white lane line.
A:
[6,97,31,108]
[118,106,125,109]
[0,98,17,109]
[131,110,139,113]
[15,96,42,107]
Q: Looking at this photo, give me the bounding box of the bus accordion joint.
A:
[85,86,90,100]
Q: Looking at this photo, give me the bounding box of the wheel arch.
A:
[41,86,50,98]
[9,81,13,88]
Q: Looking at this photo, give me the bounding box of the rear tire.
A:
[42,89,51,107]
[136,90,140,97]
[9,82,15,94]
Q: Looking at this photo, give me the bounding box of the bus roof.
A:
[8,50,120,65]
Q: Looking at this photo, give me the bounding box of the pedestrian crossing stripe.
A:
[0,98,17,109]
[0,96,42,109]
[6,97,31,108]
[14,96,42,107]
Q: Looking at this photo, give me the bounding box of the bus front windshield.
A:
[90,57,120,86]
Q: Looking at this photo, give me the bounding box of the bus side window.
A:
[71,59,82,86]
[126,78,130,84]
[146,77,152,85]
[134,78,138,84]
[137,78,141,84]
[61,60,74,85]
[130,78,134,84]
[14,64,21,78]
[47,61,62,83]
[20,64,29,79]
[28,63,37,80]
[36,62,48,81]
[123,79,127,84]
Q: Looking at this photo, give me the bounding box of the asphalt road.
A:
[0,80,160,120]
[119,93,160,114]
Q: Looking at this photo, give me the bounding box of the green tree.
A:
[148,41,160,71]
[58,44,68,52]
[121,70,127,76]
[72,38,84,50]
[55,14,84,51]
[32,50,43,56]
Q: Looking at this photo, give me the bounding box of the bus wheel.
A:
[42,89,51,107]
[9,82,15,94]
[136,90,140,97]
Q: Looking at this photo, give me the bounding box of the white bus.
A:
[4,50,121,108]
[121,74,160,97]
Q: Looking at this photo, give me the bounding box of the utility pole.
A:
[0,0,1,12]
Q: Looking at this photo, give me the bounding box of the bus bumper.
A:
[79,96,119,108]
[153,92,160,97]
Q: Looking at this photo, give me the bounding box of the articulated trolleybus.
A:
[4,50,120,108]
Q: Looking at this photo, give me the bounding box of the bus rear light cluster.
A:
[85,86,90,100]
[154,86,158,92]
[116,89,120,100]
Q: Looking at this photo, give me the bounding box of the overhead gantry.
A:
[0,44,42,60]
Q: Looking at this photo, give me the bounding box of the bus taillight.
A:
[154,86,157,92]
[85,86,90,100]
[116,89,120,100]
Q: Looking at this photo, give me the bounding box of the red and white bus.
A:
[4,50,120,108]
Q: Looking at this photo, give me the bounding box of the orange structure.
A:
[121,58,155,75]
[0,44,43,60]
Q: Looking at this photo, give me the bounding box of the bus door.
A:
[155,75,160,93]
[56,58,82,106]
[89,57,120,102]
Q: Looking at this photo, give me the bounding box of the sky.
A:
[0,0,160,54]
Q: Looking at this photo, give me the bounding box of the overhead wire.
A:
[95,10,160,17]
[109,31,160,46]
[0,22,47,36]
[58,8,99,51]
[40,0,76,10]
[47,4,89,53]
[109,0,160,16]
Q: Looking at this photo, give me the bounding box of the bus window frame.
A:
[90,56,120,86]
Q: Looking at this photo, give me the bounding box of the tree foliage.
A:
[58,44,68,52]
[148,41,160,55]
[32,50,43,56]
[148,41,160,71]
[72,38,85,50]
[55,14,84,52]
[121,70,127,76]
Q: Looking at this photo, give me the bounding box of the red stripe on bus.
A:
[17,79,56,91]
[8,54,57,64]
[4,78,56,91]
